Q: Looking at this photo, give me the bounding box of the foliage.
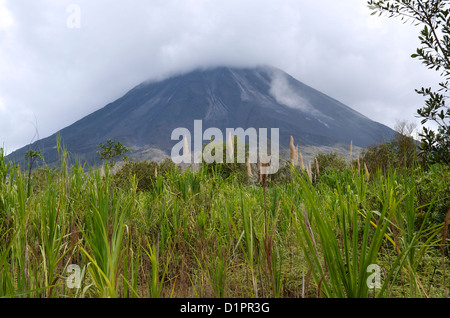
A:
[368,0,450,165]
[270,163,293,184]
[361,129,419,174]
[114,158,177,192]
[391,123,419,168]
[24,150,43,197]
[27,167,60,195]
[415,163,450,228]
[24,150,42,163]
[0,141,449,298]
[361,141,398,174]
[314,152,347,176]
[96,139,130,167]
[419,124,450,165]
[201,136,250,184]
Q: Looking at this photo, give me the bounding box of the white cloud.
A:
[0,0,14,30]
[0,0,444,155]
[0,97,5,112]
[269,70,312,113]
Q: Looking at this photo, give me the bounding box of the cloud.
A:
[0,0,14,30]
[0,0,444,155]
[269,70,312,113]
[0,97,6,112]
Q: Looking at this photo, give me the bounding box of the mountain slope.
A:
[7,65,395,167]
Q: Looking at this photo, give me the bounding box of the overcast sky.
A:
[0,0,443,155]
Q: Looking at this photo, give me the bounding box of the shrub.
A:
[29,167,60,194]
[360,122,420,175]
[415,163,450,227]
[201,136,250,184]
[361,142,398,174]
[114,158,176,192]
[97,139,130,168]
[270,162,292,184]
[313,152,347,176]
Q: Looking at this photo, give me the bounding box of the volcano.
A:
[7,65,395,167]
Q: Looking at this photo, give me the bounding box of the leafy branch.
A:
[368,0,450,164]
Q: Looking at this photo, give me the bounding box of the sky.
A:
[0,0,443,155]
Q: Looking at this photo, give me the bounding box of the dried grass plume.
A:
[228,131,234,160]
[246,156,253,177]
[290,136,296,165]
[299,151,305,170]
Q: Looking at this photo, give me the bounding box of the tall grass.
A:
[0,146,448,298]
[287,165,447,297]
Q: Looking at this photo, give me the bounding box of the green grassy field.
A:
[0,146,448,298]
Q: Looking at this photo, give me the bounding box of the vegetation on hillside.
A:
[0,130,448,298]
